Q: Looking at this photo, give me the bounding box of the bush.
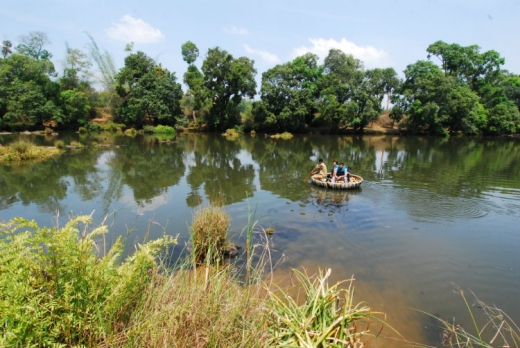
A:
[78,126,88,134]
[54,140,64,149]
[124,128,137,136]
[10,140,31,154]
[103,121,124,133]
[84,122,103,133]
[0,216,177,347]
[142,125,156,134]
[154,125,176,134]
[44,127,53,135]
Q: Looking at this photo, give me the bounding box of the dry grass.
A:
[113,266,270,348]
[191,205,230,263]
[0,141,62,163]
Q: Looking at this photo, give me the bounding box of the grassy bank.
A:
[0,140,62,163]
[1,206,518,347]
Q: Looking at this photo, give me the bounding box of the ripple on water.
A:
[393,188,493,221]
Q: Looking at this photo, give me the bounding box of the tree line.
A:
[1,32,519,135]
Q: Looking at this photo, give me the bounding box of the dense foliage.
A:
[0,32,518,135]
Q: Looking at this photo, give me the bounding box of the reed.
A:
[424,285,520,347]
[190,204,230,263]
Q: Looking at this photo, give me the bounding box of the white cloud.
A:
[292,38,390,68]
[244,45,280,64]
[106,15,164,43]
[223,25,248,35]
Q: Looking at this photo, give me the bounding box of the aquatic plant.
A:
[190,204,230,263]
[424,285,520,347]
[0,141,61,163]
[54,140,64,149]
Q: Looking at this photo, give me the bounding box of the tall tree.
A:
[202,47,257,130]
[15,31,52,61]
[0,54,61,129]
[114,51,183,127]
[60,46,93,90]
[181,41,205,123]
[1,40,12,58]
[254,53,321,132]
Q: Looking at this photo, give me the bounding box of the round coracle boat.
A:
[311,174,363,190]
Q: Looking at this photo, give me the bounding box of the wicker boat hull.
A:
[310,174,363,189]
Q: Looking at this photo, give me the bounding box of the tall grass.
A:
[424,285,520,347]
[266,268,381,347]
[0,141,61,163]
[190,204,230,263]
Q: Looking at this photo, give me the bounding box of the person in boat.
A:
[310,158,328,181]
[327,161,339,181]
[332,162,348,183]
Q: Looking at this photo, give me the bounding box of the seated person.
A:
[327,161,339,181]
[310,158,328,181]
[332,162,348,182]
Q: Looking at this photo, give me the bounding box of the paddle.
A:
[303,171,313,182]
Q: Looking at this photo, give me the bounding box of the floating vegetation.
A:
[0,141,62,163]
[270,131,294,139]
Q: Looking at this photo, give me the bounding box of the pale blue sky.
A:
[1,0,519,91]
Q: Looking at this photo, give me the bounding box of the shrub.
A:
[70,141,84,148]
[190,205,230,263]
[54,140,64,149]
[124,128,137,136]
[103,121,124,133]
[154,125,176,134]
[142,125,156,134]
[85,122,103,133]
[0,216,177,347]
[78,126,88,134]
[44,127,53,135]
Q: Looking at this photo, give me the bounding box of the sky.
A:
[1,0,519,92]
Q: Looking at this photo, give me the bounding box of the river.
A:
[1,132,519,346]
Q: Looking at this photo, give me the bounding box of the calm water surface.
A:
[1,132,519,346]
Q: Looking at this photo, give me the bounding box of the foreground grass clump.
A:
[0,216,177,347]
[117,265,270,347]
[267,268,378,347]
[0,140,62,163]
[190,204,230,262]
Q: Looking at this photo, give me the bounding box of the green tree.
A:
[1,40,12,58]
[59,89,91,127]
[181,41,199,65]
[427,41,505,94]
[254,53,321,132]
[0,54,61,129]
[316,49,364,128]
[15,31,52,61]
[181,41,205,123]
[201,47,257,130]
[114,51,183,128]
[60,46,93,91]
